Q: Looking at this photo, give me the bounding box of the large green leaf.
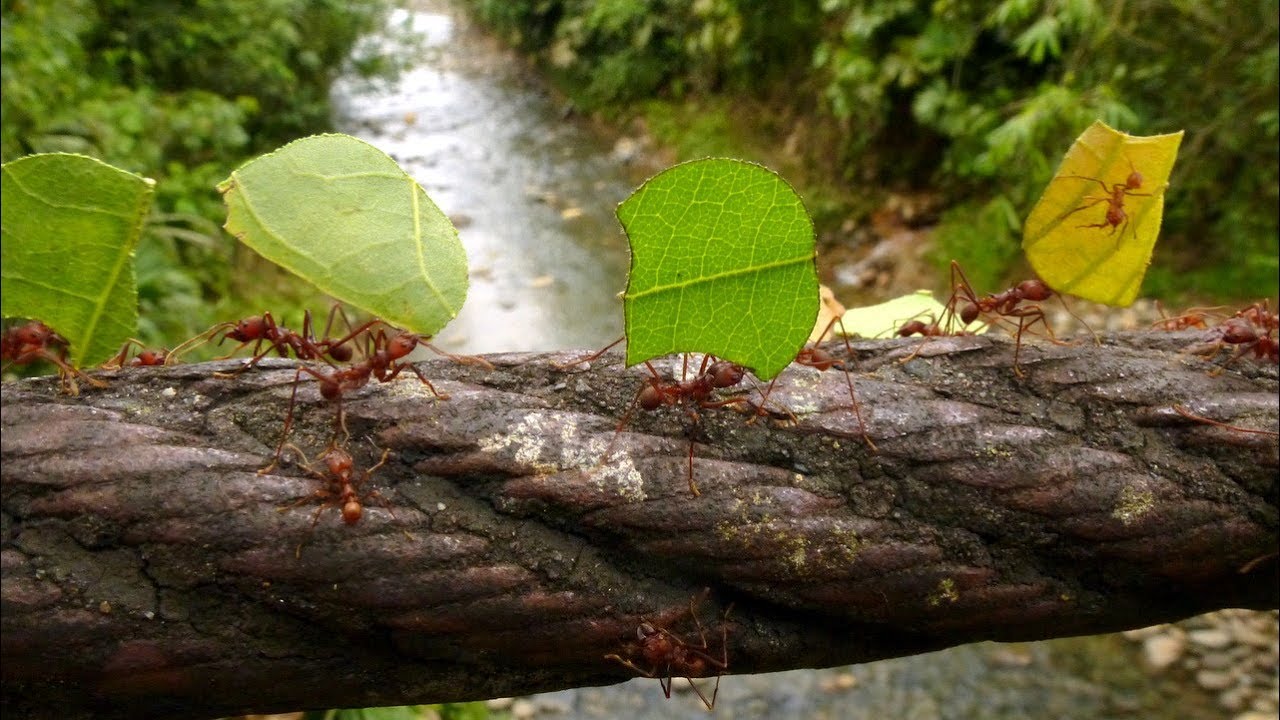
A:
[219,134,467,336]
[620,158,818,380]
[1023,121,1183,307]
[1,153,155,366]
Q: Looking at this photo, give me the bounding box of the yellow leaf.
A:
[1023,121,1183,307]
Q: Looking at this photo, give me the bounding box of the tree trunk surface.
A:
[2,332,1276,719]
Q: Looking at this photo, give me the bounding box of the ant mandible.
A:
[605,591,732,710]
[1057,156,1152,244]
[1,320,107,394]
[276,441,398,557]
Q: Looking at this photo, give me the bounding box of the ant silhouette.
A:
[1057,156,1152,244]
[2,320,106,394]
[262,324,491,474]
[276,441,401,557]
[605,591,732,710]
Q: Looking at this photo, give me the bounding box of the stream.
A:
[326,2,1247,718]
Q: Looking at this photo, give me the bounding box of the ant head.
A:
[709,362,744,388]
[133,349,166,366]
[639,385,664,411]
[228,316,266,342]
[386,332,419,360]
[1017,279,1053,302]
[341,499,362,525]
[13,321,52,346]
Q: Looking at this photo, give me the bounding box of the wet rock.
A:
[1188,628,1233,649]
[1196,669,1235,690]
[1142,632,1185,671]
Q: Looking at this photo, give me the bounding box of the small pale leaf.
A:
[620,158,818,380]
[1023,121,1183,307]
[219,134,467,335]
[838,290,987,339]
[1,153,155,365]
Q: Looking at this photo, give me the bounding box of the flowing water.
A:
[328,3,1241,718]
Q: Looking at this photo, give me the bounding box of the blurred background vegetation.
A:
[3,0,1275,350]
[1,0,408,349]
[472,0,1279,298]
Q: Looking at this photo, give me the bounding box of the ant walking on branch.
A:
[101,338,172,369]
[172,304,363,371]
[620,354,754,496]
[605,590,733,711]
[936,261,1081,376]
[1057,156,1151,244]
[750,302,876,451]
[276,441,401,557]
[1,320,106,394]
[263,324,491,473]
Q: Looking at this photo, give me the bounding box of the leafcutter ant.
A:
[173,305,363,371]
[750,302,875,451]
[605,591,732,710]
[101,338,172,369]
[1057,156,1152,244]
[262,325,491,473]
[938,261,1078,376]
[276,441,400,557]
[1,320,107,394]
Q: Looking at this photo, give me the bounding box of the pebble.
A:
[511,698,537,719]
[1141,632,1185,671]
[1188,628,1233,649]
[1196,669,1235,691]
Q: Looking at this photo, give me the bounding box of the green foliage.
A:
[220,135,469,337]
[1,153,155,365]
[474,0,1279,301]
[619,158,818,380]
[1,0,401,348]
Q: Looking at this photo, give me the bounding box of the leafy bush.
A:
[472,0,1279,299]
[1,0,400,346]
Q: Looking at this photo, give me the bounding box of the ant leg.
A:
[832,316,876,452]
[261,365,325,475]
[424,341,495,371]
[1057,175,1112,194]
[394,362,451,400]
[553,335,625,369]
[1172,404,1280,437]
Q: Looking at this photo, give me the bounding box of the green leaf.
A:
[1,153,155,366]
[1023,120,1183,307]
[219,134,467,336]
[619,158,818,380]
[837,290,988,338]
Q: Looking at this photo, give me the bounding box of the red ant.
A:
[1057,156,1152,244]
[751,311,876,451]
[605,591,732,710]
[101,338,172,369]
[276,442,398,557]
[174,305,363,371]
[1199,316,1278,371]
[262,326,491,473]
[1152,302,1224,332]
[555,339,756,496]
[938,261,1074,376]
[897,313,959,339]
[619,354,755,496]
[1,320,106,394]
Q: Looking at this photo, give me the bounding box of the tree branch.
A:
[2,332,1276,719]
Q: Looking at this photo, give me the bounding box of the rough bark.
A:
[2,332,1277,719]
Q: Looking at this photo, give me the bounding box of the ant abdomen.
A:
[709,362,743,388]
